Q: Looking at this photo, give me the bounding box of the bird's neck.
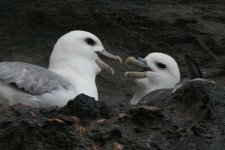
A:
[48,57,99,100]
[130,78,162,105]
[130,77,179,105]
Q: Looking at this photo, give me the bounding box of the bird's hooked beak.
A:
[125,56,151,78]
[95,49,122,75]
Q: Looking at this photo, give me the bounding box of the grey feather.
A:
[184,55,203,79]
[137,89,172,106]
[0,62,72,95]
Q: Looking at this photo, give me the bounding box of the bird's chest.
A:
[51,67,98,101]
[37,86,77,107]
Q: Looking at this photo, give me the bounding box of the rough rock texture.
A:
[0,80,225,150]
[61,94,109,119]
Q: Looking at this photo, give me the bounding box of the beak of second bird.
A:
[125,56,151,78]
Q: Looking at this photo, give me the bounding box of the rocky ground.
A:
[0,80,225,150]
[0,0,225,149]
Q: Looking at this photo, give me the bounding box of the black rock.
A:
[61,94,109,119]
[0,81,225,149]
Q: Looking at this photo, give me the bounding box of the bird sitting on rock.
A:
[125,52,180,105]
[0,30,122,107]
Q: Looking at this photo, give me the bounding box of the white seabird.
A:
[0,30,122,107]
[125,52,180,105]
[133,54,205,106]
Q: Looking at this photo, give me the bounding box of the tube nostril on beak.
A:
[138,58,147,65]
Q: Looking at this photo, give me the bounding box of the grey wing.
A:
[184,55,203,79]
[0,62,72,95]
[137,89,173,106]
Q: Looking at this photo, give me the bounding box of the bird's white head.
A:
[49,30,122,100]
[49,30,121,75]
[125,52,180,105]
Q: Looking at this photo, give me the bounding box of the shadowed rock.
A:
[0,81,225,149]
[61,94,109,119]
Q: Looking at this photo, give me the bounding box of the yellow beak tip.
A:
[125,56,135,65]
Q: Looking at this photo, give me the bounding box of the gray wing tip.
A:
[184,55,203,79]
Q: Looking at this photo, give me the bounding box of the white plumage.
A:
[125,52,180,105]
[0,30,121,107]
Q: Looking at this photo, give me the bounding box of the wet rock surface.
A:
[1,0,225,149]
[0,80,225,150]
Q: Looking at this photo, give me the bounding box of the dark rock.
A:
[130,105,163,121]
[0,81,225,149]
[134,80,225,149]
[61,94,109,119]
[56,115,80,125]
[88,126,122,143]
[174,18,198,27]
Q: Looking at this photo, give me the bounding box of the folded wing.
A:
[0,62,72,95]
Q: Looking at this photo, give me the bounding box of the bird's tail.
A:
[184,55,203,79]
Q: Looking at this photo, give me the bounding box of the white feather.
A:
[0,31,105,107]
[130,52,180,105]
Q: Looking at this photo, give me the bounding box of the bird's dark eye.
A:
[85,38,96,46]
[156,62,166,69]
